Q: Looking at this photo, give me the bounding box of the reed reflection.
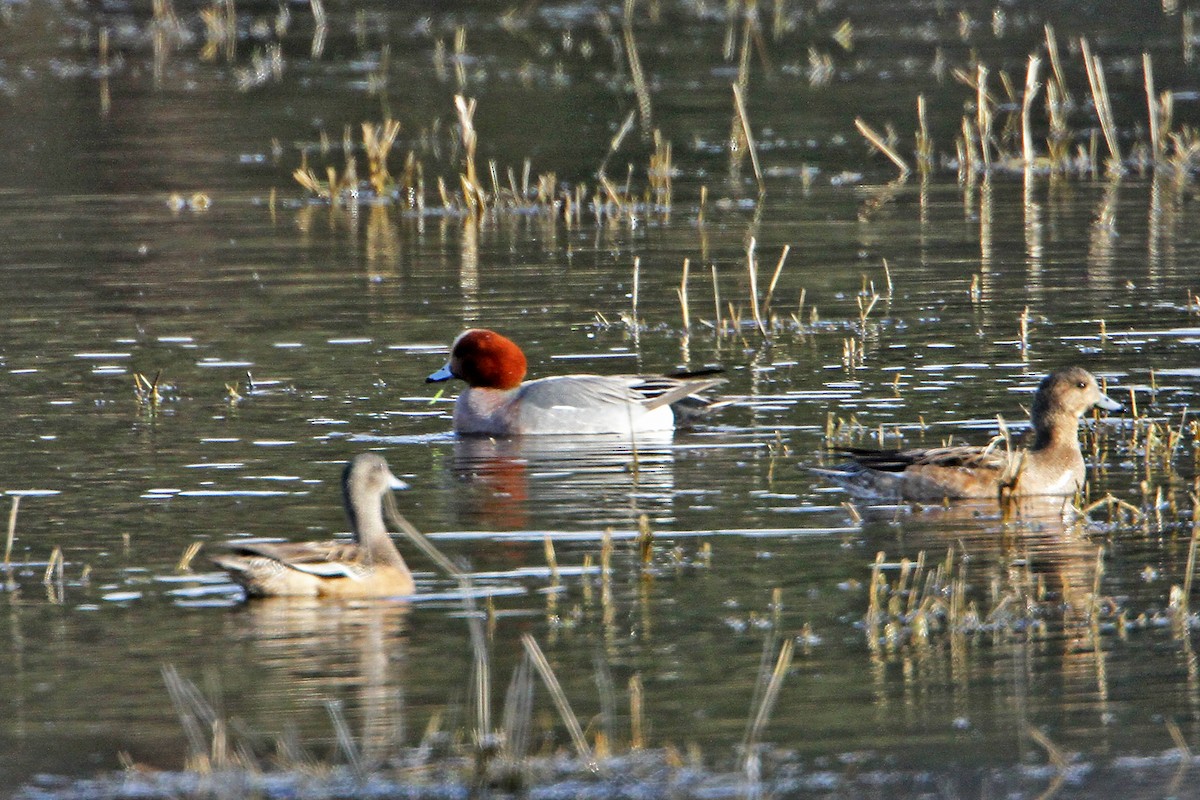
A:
[862,497,1115,738]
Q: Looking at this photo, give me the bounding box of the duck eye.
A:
[1076,381,1086,389]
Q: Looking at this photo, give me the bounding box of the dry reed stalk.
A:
[976,64,993,172]
[1021,55,1042,167]
[469,613,492,743]
[5,495,20,567]
[309,0,326,58]
[855,117,911,177]
[710,263,722,330]
[98,28,111,115]
[677,258,691,332]
[599,174,625,214]
[636,513,653,566]
[1144,53,1162,163]
[519,634,595,768]
[742,638,794,766]
[649,129,673,208]
[42,545,63,585]
[543,532,559,583]
[454,95,486,209]
[761,245,790,321]
[745,237,766,336]
[732,84,766,192]
[600,109,638,181]
[962,116,980,176]
[735,7,753,87]
[362,120,401,196]
[622,2,653,130]
[1167,718,1192,758]
[501,653,534,761]
[326,700,363,776]
[1044,25,1071,104]
[631,256,641,320]
[453,25,467,89]
[1080,38,1122,172]
[177,542,202,572]
[1182,511,1200,611]
[629,673,645,749]
[915,94,933,173]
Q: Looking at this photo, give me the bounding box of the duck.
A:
[425,328,724,435]
[812,367,1123,501]
[210,453,415,598]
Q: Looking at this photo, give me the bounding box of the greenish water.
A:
[3,1,1200,797]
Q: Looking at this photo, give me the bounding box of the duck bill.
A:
[426,362,453,383]
[1095,393,1124,412]
[387,474,409,491]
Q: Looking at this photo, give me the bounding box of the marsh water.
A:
[4,1,1200,797]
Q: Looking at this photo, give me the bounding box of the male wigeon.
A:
[425,328,724,435]
[813,367,1123,501]
[210,454,416,598]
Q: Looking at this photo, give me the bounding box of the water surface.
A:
[3,1,1200,796]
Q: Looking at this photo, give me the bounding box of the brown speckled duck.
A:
[210,454,415,598]
[813,367,1123,501]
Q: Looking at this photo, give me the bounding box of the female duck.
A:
[426,328,724,435]
[210,454,415,598]
[814,367,1122,501]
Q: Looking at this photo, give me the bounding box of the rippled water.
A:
[3,0,1200,796]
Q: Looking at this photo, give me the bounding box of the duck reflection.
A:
[447,433,678,530]
[224,598,410,768]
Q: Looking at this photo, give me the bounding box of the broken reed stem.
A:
[4,495,19,567]
[1080,38,1122,171]
[177,542,202,572]
[761,245,790,319]
[1144,53,1161,163]
[519,633,596,769]
[599,110,637,180]
[854,117,911,177]
[1021,55,1042,167]
[677,258,691,332]
[43,545,63,585]
[731,83,765,193]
